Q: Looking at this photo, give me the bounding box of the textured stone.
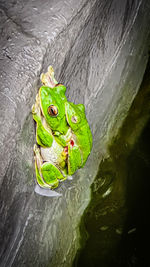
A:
[0,0,150,266]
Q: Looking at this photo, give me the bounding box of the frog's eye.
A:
[47,105,58,117]
[71,116,78,123]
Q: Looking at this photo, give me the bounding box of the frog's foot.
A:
[35,160,57,189]
[32,103,37,115]
[41,162,65,189]
[34,144,65,189]
[34,144,56,189]
[40,65,58,88]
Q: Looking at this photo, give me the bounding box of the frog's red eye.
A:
[47,105,58,117]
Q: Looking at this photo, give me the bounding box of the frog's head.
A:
[39,85,69,135]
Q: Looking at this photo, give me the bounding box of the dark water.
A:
[73,57,150,267]
[117,118,150,267]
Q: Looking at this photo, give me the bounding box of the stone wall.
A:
[0,0,150,266]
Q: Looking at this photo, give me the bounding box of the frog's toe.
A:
[32,104,36,114]
[40,73,45,84]
[48,65,54,75]
[33,144,39,154]
[32,104,39,116]
[40,65,58,87]
[41,176,59,189]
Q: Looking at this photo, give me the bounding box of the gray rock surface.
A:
[0,0,150,266]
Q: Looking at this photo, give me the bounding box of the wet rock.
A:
[0,0,150,266]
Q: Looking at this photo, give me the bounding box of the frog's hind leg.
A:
[34,144,58,189]
[34,144,65,189]
[41,162,65,189]
[34,160,52,189]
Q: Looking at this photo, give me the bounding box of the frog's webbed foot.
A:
[34,144,65,189]
[34,146,62,196]
[40,65,58,88]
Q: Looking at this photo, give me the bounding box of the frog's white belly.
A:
[40,139,63,164]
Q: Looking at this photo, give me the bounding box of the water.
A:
[73,57,150,267]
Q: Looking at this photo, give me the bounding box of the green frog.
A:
[32,66,92,189]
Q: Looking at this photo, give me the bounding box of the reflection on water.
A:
[73,58,150,267]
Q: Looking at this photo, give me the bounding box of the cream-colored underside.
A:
[40,139,63,165]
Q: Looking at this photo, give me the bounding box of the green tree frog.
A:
[32,66,92,189]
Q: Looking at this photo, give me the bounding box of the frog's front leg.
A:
[34,144,65,189]
[32,98,53,148]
